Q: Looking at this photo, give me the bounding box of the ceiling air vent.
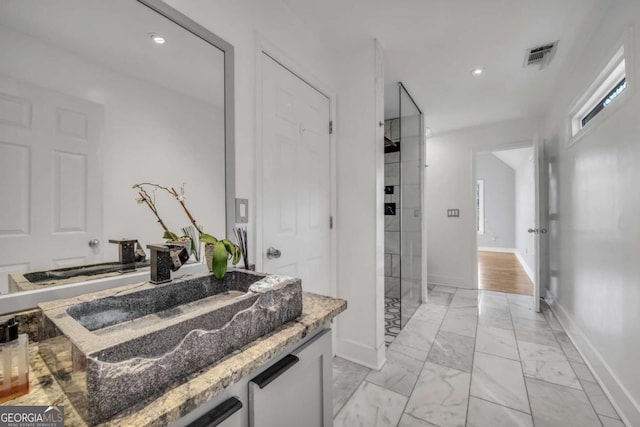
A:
[524,41,559,69]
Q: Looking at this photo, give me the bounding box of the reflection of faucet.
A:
[108,239,146,272]
[146,244,189,284]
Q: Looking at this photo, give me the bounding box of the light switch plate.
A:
[235,198,249,223]
[447,209,460,217]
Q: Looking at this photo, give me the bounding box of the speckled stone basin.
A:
[38,270,302,426]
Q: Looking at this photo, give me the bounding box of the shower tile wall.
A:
[384,118,401,298]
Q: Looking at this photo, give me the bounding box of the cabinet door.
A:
[249,329,332,427]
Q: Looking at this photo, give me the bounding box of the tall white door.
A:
[533,136,548,312]
[260,54,331,296]
[0,75,103,293]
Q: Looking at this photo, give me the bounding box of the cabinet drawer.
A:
[171,380,247,427]
[249,329,332,427]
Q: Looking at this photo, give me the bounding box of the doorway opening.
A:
[475,145,535,296]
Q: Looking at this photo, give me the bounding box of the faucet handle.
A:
[146,244,189,284]
[146,243,189,270]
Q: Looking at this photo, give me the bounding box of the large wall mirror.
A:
[0,0,235,311]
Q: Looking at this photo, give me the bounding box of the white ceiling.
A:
[282,0,612,134]
[492,147,533,171]
[0,0,224,107]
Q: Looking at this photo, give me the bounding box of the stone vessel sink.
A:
[8,260,151,292]
[38,270,302,425]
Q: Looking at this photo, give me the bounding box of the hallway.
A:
[333,286,623,426]
[477,251,533,296]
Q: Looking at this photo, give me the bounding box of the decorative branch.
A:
[170,185,203,235]
[134,186,173,235]
[133,182,204,236]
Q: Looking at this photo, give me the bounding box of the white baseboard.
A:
[514,250,535,283]
[426,274,473,289]
[549,299,640,427]
[477,246,515,253]
[335,337,385,370]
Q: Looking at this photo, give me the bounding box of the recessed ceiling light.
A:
[471,68,484,76]
[149,33,166,44]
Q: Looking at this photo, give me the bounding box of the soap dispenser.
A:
[0,316,29,403]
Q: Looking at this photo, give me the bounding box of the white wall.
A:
[514,154,535,279]
[0,25,225,266]
[166,0,385,367]
[476,152,515,249]
[541,0,640,423]
[426,117,539,288]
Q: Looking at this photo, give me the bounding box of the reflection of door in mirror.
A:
[0,76,104,293]
[0,0,227,294]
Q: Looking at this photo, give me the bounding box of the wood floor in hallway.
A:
[477,251,533,295]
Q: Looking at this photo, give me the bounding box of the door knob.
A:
[266,247,281,259]
[527,228,539,234]
[88,239,100,248]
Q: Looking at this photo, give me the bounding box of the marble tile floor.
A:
[333,286,625,427]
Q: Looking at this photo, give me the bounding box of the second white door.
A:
[260,53,331,296]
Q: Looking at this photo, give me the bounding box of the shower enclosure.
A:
[384,83,424,335]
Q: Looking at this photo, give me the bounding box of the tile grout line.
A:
[473,348,520,362]
[332,360,370,420]
[393,287,457,427]
[510,302,610,406]
[464,288,480,427]
[471,395,536,417]
[543,306,609,426]
[507,294,536,426]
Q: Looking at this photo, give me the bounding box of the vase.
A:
[204,243,214,272]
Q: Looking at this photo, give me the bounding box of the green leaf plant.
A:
[199,234,241,279]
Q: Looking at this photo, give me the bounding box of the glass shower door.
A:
[399,83,423,327]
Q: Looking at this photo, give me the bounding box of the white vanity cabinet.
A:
[172,327,332,427]
[248,329,332,427]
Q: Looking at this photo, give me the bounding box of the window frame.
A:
[568,28,634,147]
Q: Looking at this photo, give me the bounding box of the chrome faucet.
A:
[146,244,189,284]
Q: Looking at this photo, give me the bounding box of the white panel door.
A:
[261,54,331,295]
[0,75,103,293]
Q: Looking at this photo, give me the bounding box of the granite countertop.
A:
[4,292,346,427]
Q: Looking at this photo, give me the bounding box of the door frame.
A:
[254,35,338,299]
[471,139,544,310]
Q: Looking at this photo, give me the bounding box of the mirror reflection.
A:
[0,0,227,297]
